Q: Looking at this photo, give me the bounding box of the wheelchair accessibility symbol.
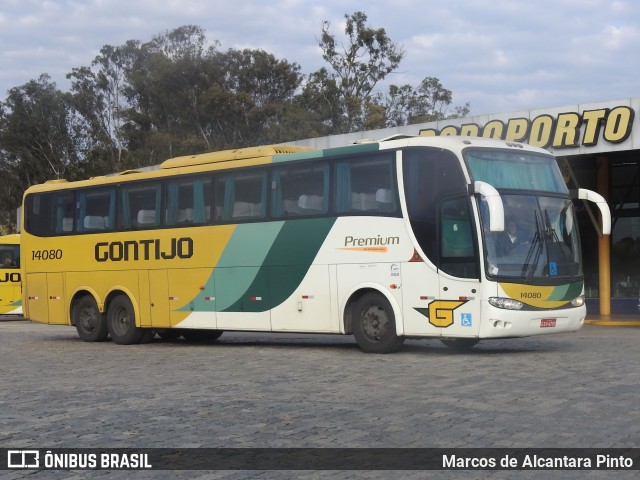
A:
[461,313,472,327]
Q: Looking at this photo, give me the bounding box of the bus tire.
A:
[441,338,480,350]
[74,295,108,342]
[107,295,144,345]
[181,329,223,342]
[353,292,404,353]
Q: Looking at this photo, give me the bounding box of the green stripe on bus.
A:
[548,282,582,301]
[222,217,336,312]
[216,222,285,268]
[272,143,380,164]
[181,222,285,312]
[321,143,379,157]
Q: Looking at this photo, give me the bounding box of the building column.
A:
[597,156,611,317]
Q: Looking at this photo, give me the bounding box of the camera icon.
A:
[7,450,40,468]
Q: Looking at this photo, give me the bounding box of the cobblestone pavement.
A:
[0,318,638,479]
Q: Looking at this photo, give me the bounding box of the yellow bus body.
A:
[0,234,22,315]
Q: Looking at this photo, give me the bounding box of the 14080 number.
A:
[32,249,63,260]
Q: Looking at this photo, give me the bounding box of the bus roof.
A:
[160,145,314,169]
[24,136,551,194]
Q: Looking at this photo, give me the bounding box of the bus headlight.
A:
[571,295,585,307]
[489,297,524,310]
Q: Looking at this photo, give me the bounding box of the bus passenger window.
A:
[215,170,267,222]
[118,183,161,229]
[271,163,329,217]
[53,192,75,234]
[165,177,211,226]
[78,188,115,232]
[335,155,398,214]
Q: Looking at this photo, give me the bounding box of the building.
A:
[289,97,640,316]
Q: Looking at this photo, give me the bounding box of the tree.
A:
[66,41,139,174]
[314,11,406,133]
[0,18,472,224]
[297,67,344,136]
[0,75,79,224]
[118,26,305,160]
[121,26,215,164]
[214,48,303,147]
[385,77,470,127]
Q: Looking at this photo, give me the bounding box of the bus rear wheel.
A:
[107,295,145,345]
[74,295,108,342]
[353,292,404,353]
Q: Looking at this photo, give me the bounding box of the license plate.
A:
[540,318,557,328]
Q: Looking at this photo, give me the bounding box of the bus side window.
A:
[53,192,76,234]
[439,196,478,279]
[403,148,467,264]
[215,170,267,222]
[271,163,329,217]
[25,193,53,237]
[335,155,398,214]
[165,177,211,226]
[118,183,161,229]
[78,188,115,232]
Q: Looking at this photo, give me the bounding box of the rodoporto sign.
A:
[419,106,635,149]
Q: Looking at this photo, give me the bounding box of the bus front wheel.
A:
[353,292,404,354]
[74,295,108,342]
[107,295,145,345]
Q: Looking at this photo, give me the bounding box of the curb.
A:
[585,319,640,326]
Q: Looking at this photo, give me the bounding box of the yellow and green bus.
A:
[20,136,610,352]
[0,234,22,315]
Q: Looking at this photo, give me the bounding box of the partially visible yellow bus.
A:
[19,137,610,352]
[0,234,22,315]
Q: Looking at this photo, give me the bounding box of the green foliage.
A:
[315,11,405,133]
[0,17,470,225]
[385,77,471,126]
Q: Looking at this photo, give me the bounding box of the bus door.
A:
[436,196,481,338]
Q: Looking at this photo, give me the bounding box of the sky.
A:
[1,0,639,119]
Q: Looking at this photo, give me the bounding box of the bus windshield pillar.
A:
[469,181,504,232]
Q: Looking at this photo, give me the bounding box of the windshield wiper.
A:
[521,210,544,279]
[544,209,572,266]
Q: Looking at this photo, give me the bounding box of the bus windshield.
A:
[0,242,19,269]
[466,148,582,282]
[480,194,581,281]
[465,148,568,193]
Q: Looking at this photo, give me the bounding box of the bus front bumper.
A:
[478,303,586,339]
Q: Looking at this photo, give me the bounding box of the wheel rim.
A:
[361,304,389,341]
[79,305,98,333]
[111,305,131,337]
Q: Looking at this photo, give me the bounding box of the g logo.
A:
[414,300,468,328]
